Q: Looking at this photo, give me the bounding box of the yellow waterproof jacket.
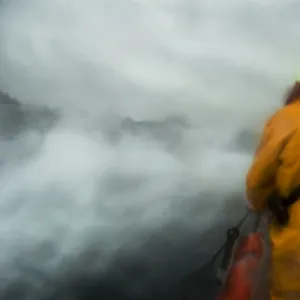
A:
[246,99,300,299]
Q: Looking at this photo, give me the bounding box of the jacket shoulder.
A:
[262,105,300,145]
[267,105,297,126]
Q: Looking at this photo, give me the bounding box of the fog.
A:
[0,0,299,299]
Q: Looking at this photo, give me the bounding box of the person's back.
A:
[246,81,300,300]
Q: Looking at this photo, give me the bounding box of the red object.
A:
[216,232,264,300]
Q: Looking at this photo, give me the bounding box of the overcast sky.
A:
[0,0,300,298]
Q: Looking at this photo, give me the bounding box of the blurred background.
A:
[0,0,299,299]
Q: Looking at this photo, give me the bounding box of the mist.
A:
[0,0,300,299]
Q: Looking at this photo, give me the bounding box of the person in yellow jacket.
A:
[246,79,300,300]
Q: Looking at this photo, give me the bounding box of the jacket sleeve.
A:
[246,109,293,211]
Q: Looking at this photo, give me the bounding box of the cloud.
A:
[0,0,299,298]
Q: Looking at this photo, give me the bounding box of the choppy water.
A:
[0,1,299,299]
